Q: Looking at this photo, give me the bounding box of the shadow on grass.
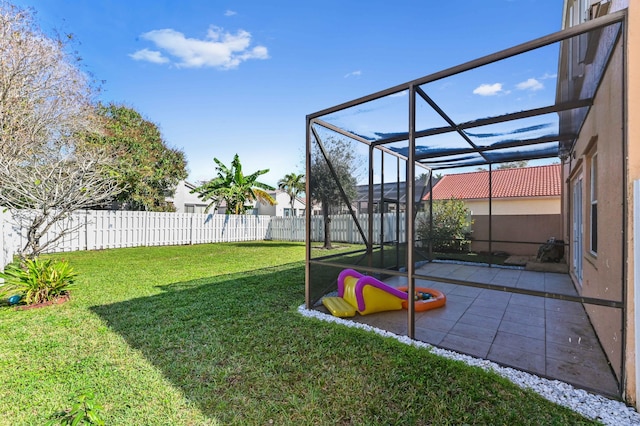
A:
[89,261,597,425]
[90,263,308,423]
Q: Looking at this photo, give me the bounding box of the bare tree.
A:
[0,2,122,258]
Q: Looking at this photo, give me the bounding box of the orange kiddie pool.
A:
[397,286,446,312]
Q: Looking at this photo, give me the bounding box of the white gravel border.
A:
[298,305,640,425]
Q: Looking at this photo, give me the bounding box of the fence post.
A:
[0,210,6,269]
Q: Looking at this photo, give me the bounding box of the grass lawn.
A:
[0,241,596,425]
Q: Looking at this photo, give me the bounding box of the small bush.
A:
[417,198,473,252]
[0,258,77,305]
[46,391,105,426]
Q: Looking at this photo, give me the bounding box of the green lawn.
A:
[0,241,596,425]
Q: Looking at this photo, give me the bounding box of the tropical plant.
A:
[417,198,473,252]
[0,258,77,305]
[277,172,305,216]
[192,154,276,214]
[46,390,105,426]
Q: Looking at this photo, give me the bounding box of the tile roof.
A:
[425,164,561,200]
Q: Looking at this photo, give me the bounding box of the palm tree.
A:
[191,154,276,214]
[277,172,305,216]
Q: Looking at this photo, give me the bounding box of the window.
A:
[573,176,583,284]
[568,0,589,77]
[590,152,598,254]
[185,204,206,214]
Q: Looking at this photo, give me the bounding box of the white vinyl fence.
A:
[0,210,408,268]
[268,213,408,244]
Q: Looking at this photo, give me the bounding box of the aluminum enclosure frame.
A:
[305,10,627,396]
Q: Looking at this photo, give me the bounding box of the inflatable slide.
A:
[321,269,446,318]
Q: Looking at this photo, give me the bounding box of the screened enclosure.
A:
[305,11,627,397]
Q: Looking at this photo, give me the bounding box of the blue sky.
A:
[14,0,564,187]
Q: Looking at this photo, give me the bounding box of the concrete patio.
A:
[317,262,620,397]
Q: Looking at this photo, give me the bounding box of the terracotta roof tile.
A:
[425,164,561,200]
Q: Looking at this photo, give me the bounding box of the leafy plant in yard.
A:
[45,391,105,426]
[417,198,473,252]
[0,258,77,305]
[191,153,276,214]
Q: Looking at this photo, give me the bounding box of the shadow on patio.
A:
[315,262,620,397]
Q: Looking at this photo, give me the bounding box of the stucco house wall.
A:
[563,39,624,381]
[471,214,562,256]
[465,197,560,216]
[467,197,561,256]
[626,0,640,406]
[166,180,209,213]
[255,190,306,217]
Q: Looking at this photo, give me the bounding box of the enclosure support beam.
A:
[305,116,312,309]
[368,145,374,267]
[429,171,433,262]
[380,152,385,266]
[396,156,401,269]
[489,164,493,268]
[407,85,416,339]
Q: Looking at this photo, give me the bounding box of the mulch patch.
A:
[15,293,70,310]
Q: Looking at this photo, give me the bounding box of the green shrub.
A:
[46,391,105,426]
[0,258,77,305]
[417,198,473,252]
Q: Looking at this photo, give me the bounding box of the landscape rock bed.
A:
[299,305,640,425]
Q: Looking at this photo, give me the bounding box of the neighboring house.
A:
[354,175,437,214]
[169,186,309,216]
[425,164,562,255]
[166,180,209,213]
[254,190,306,217]
[303,198,323,216]
[558,0,639,406]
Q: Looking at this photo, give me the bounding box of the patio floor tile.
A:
[316,262,620,397]
[449,321,497,343]
[498,320,546,340]
[493,331,545,356]
[487,344,546,375]
[464,304,505,320]
[439,334,491,358]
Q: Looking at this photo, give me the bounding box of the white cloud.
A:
[128,48,169,64]
[472,83,504,96]
[540,72,557,80]
[516,78,544,91]
[131,26,269,69]
[344,70,362,78]
[225,10,237,16]
[389,90,407,98]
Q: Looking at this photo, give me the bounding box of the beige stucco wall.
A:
[625,0,640,407]
[471,214,562,256]
[465,197,560,216]
[564,39,624,383]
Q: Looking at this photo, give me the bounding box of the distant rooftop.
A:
[425,164,561,200]
[355,176,438,204]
